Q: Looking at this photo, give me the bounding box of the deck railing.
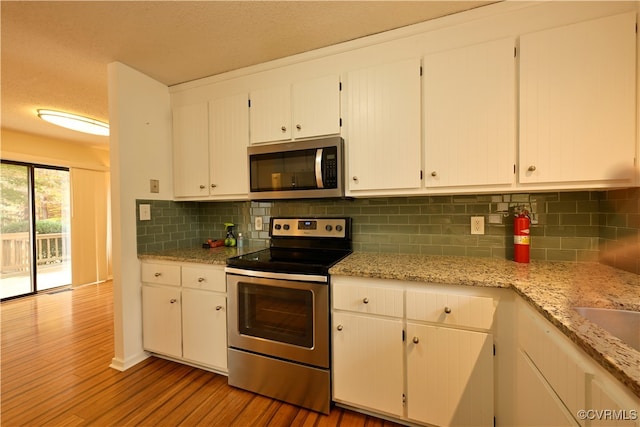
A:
[1,232,70,275]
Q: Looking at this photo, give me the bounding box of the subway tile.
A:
[547,201,577,213]
[546,249,577,262]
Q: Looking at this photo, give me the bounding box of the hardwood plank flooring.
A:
[1,281,403,426]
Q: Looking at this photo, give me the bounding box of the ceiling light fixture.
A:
[37,109,109,136]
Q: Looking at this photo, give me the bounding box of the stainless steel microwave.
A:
[248,136,344,200]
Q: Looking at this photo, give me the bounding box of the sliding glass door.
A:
[1,161,71,299]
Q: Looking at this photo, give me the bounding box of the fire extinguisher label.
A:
[514,235,530,245]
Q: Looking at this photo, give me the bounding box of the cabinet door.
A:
[346,58,422,193]
[173,102,210,197]
[249,85,291,144]
[519,12,636,185]
[406,323,494,427]
[590,379,640,427]
[292,75,340,140]
[142,285,182,358]
[514,349,579,426]
[182,289,227,371]
[332,311,404,417]
[209,93,249,198]
[424,38,515,188]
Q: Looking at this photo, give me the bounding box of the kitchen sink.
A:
[574,307,640,352]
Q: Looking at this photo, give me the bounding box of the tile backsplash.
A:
[136,189,639,274]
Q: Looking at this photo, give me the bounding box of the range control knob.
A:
[283,224,290,230]
[336,225,343,232]
[325,225,333,232]
[274,224,282,230]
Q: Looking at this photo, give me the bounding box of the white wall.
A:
[107,62,173,371]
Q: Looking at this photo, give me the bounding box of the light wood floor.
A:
[1,281,403,426]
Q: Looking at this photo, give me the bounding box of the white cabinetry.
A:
[173,94,249,199]
[332,280,404,417]
[173,102,210,197]
[514,296,639,427]
[332,277,496,426]
[424,38,516,190]
[519,12,636,187]
[345,58,422,194]
[249,74,340,144]
[141,261,228,373]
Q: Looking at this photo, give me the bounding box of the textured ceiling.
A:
[1,1,495,149]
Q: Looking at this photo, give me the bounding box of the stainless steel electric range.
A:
[225,217,352,414]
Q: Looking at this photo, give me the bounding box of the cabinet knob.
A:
[199,185,206,189]
[215,305,223,311]
[352,176,358,182]
[337,324,343,331]
[362,297,369,304]
[528,165,536,172]
[412,336,419,344]
[211,184,217,188]
[170,299,177,304]
[281,126,287,133]
[444,306,452,314]
[431,171,437,177]
[296,124,302,131]
[198,277,205,282]
[154,272,162,277]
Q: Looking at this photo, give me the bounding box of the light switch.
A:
[150,179,159,193]
[139,204,151,221]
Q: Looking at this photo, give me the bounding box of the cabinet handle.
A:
[215,305,223,311]
[281,126,287,133]
[198,277,205,282]
[170,299,177,304]
[362,297,369,304]
[431,171,437,177]
[337,325,343,331]
[412,336,419,344]
[528,165,536,172]
[199,185,206,189]
[211,184,217,188]
[352,176,358,182]
[154,272,162,277]
[296,124,302,131]
[444,306,452,314]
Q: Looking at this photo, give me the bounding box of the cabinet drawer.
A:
[406,289,495,330]
[518,300,588,426]
[182,265,226,292]
[141,262,181,286]
[332,279,403,318]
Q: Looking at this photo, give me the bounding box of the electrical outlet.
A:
[150,179,159,193]
[139,204,151,221]
[471,216,485,235]
[254,216,263,231]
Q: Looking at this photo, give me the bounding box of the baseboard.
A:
[110,351,150,371]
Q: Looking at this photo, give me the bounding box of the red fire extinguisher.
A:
[514,211,530,263]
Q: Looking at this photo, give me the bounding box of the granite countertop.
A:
[138,248,640,398]
[138,246,263,265]
[330,252,640,398]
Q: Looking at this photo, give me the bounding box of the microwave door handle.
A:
[315,148,324,189]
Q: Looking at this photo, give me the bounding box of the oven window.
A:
[238,283,314,348]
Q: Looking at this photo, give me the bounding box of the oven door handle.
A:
[315,148,324,189]
[225,267,328,283]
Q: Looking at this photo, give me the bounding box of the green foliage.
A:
[0,218,63,234]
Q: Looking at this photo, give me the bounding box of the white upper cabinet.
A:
[173,102,210,197]
[519,12,637,186]
[424,38,516,190]
[345,58,422,194]
[249,74,340,144]
[209,93,249,198]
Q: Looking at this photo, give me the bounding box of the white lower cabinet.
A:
[141,261,227,373]
[406,323,494,426]
[514,296,639,427]
[332,276,496,426]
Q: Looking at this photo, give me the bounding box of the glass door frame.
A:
[1,160,70,300]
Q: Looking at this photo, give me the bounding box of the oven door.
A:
[227,272,329,368]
